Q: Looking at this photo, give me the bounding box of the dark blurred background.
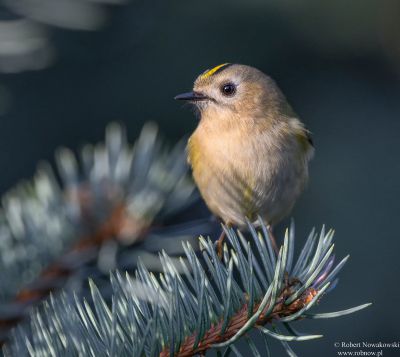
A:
[0,0,399,355]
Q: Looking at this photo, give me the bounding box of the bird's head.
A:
[174,63,292,123]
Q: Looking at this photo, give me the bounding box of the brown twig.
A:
[0,191,148,344]
[159,283,318,357]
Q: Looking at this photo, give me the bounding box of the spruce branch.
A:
[0,122,197,340]
[4,220,371,356]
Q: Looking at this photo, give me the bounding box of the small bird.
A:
[175,63,314,252]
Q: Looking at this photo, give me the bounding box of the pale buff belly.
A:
[189,133,308,227]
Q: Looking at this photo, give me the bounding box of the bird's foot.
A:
[267,225,280,256]
[216,229,226,259]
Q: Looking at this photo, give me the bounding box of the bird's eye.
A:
[220,83,236,96]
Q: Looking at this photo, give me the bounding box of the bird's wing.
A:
[299,127,315,161]
[304,127,314,147]
[289,117,315,160]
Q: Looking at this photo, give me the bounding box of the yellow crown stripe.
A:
[200,63,230,79]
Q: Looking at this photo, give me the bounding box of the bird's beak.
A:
[174,91,208,101]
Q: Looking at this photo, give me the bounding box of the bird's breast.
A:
[188,123,309,226]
